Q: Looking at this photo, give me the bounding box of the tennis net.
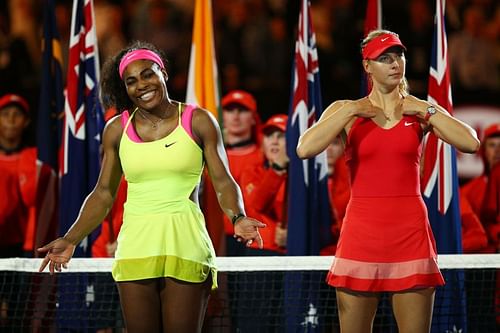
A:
[0,254,499,332]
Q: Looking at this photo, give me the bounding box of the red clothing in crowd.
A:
[321,155,351,256]
[461,175,499,253]
[201,144,263,254]
[91,176,127,257]
[240,163,286,253]
[223,145,263,235]
[0,148,37,253]
[460,194,488,253]
[484,163,500,227]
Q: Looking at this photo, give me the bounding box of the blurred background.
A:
[0,0,498,180]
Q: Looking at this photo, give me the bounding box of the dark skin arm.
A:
[37,116,123,274]
[191,108,266,247]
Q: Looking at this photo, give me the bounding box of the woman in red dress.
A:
[297,30,480,332]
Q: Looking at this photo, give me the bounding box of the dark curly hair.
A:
[99,41,167,113]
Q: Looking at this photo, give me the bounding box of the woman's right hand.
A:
[233,217,267,248]
[37,238,76,274]
[349,97,379,118]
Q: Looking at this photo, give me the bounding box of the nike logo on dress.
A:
[165,142,176,148]
[381,37,389,42]
[404,121,415,126]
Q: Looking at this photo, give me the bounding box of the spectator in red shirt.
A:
[461,123,500,253]
[241,114,289,254]
[237,114,288,331]
[0,93,36,329]
[201,90,263,256]
[0,94,36,257]
[460,123,500,331]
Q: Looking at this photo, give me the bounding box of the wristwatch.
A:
[424,105,437,121]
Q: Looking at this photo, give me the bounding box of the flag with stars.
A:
[285,0,333,331]
[57,0,104,329]
[60,0,104,256]
[422,0,467,331]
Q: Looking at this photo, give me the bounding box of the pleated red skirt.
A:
[326,196,445,292]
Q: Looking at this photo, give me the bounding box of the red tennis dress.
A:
[326,116,445,291]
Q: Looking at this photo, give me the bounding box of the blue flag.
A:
[285,1,333,331]
[57,0,104,329]
[35,0,64,252]
[31,1,64,328]
[422,0,467,331]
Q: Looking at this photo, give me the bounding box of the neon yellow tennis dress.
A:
[112,104,217,289]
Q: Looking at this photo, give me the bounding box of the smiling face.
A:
[122,60,168,110]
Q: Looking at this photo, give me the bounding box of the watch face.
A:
[427,106,437,115]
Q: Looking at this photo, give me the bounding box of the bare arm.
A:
[401,95,480,153]
[296,98,378,159]
[192,108,266,247]
[63,117,124,244]
[38,116,123,273]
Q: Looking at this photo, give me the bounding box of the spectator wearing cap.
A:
[200,90,264,257]
[199,90,264,329]
[460,123,499,333]
[0,93,36,329]
[461,123,500,253]
[240,114,289,254]
[236,114,288,331]
[0,94,37,257]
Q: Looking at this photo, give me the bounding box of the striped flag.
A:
[422,0,467,331]
[35,0,64,254]
[186,0,220,119]
[362,0,381,95]
[285,1,333,331]
[57,0,104,329]
[60,0,104,256]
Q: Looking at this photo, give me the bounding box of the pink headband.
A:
[362,33,406,60]
[119,49,165,78]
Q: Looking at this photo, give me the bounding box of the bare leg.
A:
[390,287,435,333]
[117,279,162,333]
[160,275,212,333]
[336,288,380,333]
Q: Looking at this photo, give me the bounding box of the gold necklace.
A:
[138,109,165,129]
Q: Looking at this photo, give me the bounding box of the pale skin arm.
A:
[401,95,480,153]
[37,116,124,274]
[192,108,266,248]
[296,98,378,159]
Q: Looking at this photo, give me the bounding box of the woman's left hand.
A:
[399,95,427,119]
[233,217,266,248]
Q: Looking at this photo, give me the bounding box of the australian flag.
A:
[58,0,104,329]
[285,1,333,331]
[422,0,467,331]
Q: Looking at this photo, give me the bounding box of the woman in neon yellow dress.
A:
[37,41,266,333]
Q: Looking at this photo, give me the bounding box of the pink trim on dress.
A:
[181,104,196,141]
[330,257,440,280]
[121,111,143,143]
[121,105,197,143]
